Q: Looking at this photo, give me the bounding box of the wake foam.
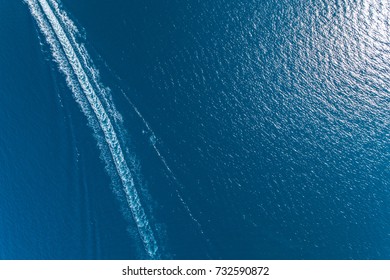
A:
[25,0,158,258]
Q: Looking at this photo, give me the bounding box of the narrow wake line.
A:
[95,49,211,249]
[119,90,209,241]
[25,0,158,258]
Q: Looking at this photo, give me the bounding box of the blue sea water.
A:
[0,0,389,259]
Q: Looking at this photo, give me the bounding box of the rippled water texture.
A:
[93,0,389,259]
[0,0,388,259]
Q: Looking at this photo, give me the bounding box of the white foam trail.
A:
[25,0,158,258]
[46,0,82,39]
[47,0,123,124]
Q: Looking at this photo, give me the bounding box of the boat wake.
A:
[119,90,209,240]
[25,0,159,258]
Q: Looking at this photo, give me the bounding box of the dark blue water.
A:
[0,0,389,259]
